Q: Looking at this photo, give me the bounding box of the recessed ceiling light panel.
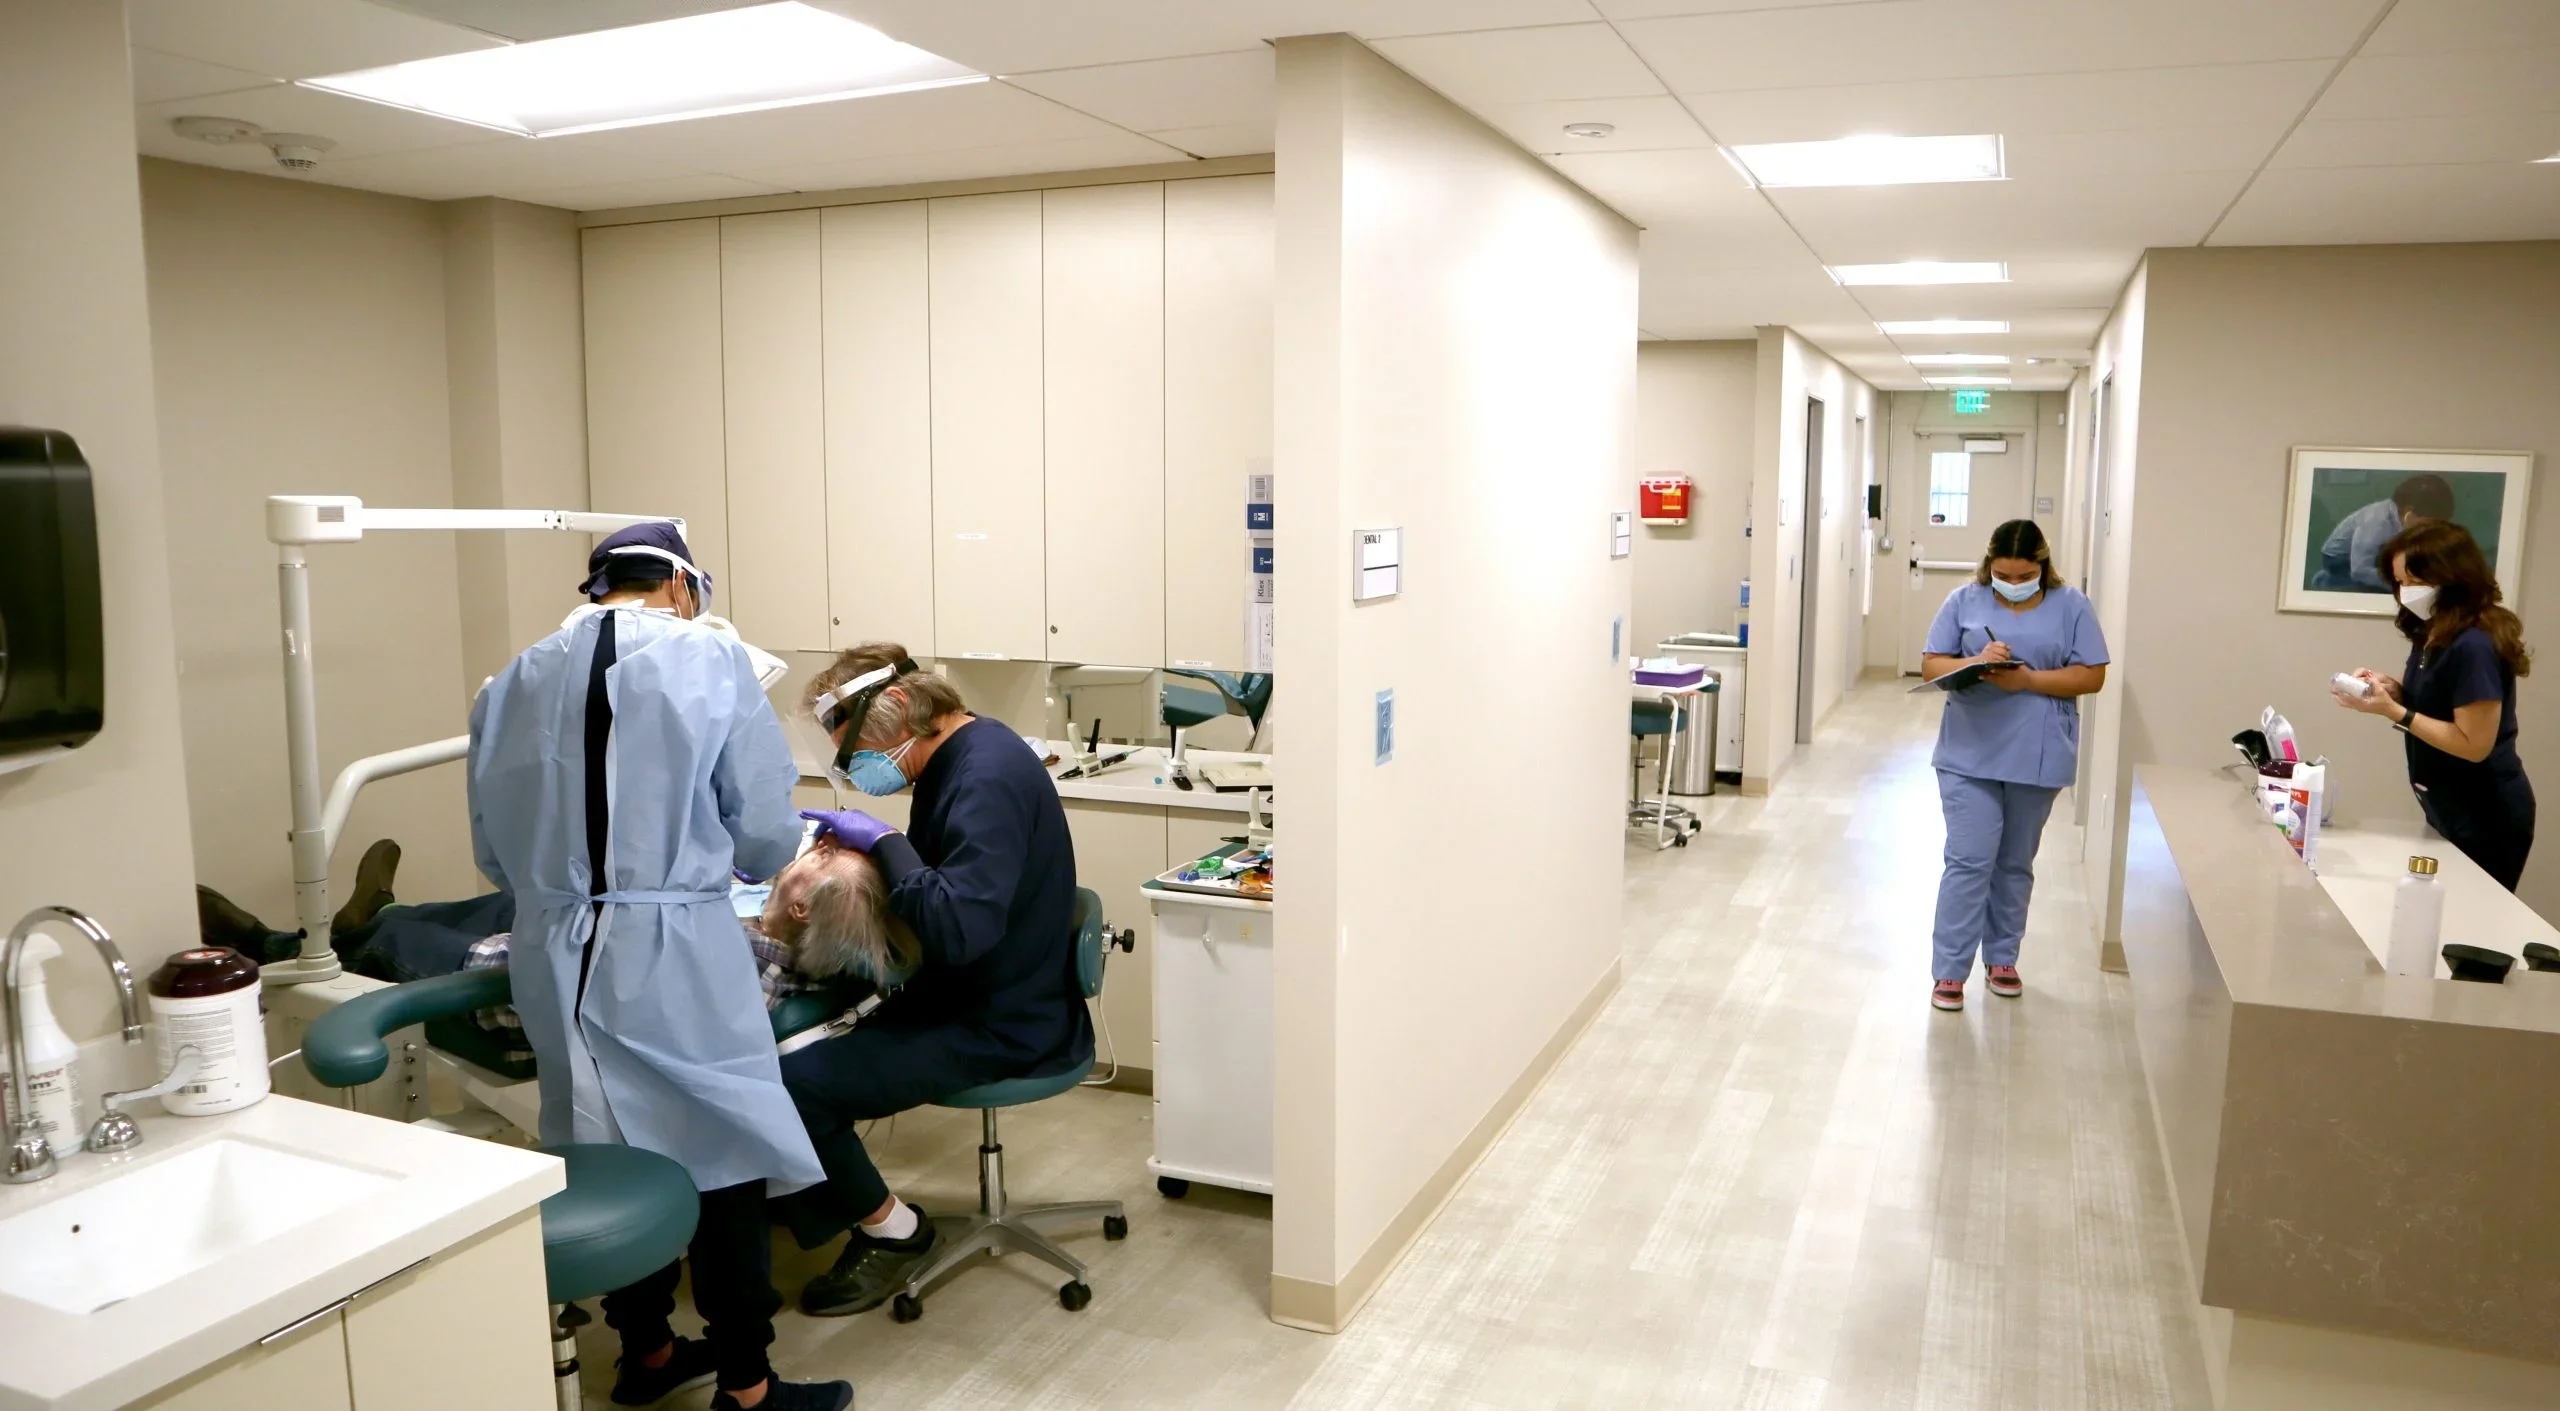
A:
[1829,261,2008,286]
[1925,375,2011,386]
[1726,133,2003,188]
[1880,318,2010,336]
[301,2,983,138]
[1907,353,2012,366]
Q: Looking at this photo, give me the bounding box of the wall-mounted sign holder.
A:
[1353,527,1401,602]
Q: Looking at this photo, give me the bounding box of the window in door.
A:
[1927,452,1972,527]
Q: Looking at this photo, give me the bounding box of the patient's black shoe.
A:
[798,1214,937,1317]
[195,885,269,948]
[610,1335,715,1406]
[709,1379,852,1411]
[333,838,401,934]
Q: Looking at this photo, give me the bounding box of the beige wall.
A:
[1632,340,1755,652]
[1271,33,1633,1325]
[141,159,484,925]
[2083,260,2149,956]
[0,0,202,1040]
[2094,242,2560,929]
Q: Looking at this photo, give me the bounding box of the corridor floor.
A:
[652,683,2214,1408]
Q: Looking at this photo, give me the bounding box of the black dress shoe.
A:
[196,885,271,948]
[333,838,402,934]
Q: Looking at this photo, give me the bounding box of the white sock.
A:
[862,1198,919,1242]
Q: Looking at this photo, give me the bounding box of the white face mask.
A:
[2398,583,2439,620]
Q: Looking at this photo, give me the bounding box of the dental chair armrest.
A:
[303,969,514,1088]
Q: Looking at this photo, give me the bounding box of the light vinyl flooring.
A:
[594,684,2212,1409]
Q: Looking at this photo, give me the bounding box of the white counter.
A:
[797,739,1271,815]
[0,1095,560,1411]
[2313,819,2559,978]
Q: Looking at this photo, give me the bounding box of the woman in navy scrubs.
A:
[1920,520,2110,1012]
[2335,520,2535,890]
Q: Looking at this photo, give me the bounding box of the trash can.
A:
[1669,678,1720,795]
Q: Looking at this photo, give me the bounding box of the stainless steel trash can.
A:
[1669,678,1719,795]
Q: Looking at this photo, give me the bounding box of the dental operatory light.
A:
[1906,353,2011,365]
[1723,133,2004,188]
[1879,318,2009,336]
[1828,261,2008,286]
[299,2,983,138]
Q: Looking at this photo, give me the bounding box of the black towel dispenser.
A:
[0,427,104,769]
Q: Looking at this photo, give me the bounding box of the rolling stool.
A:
[886,887,1131,1322]
[1629,699,1700,848]
[302,969,700,1411]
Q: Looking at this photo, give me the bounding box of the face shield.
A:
[813,658,920,792]
[602,543,714,616]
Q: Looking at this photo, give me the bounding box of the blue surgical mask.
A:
[837,739,915,797]
[1991,576,2042,604]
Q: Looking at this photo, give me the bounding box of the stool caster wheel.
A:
[890,1293,922,1324]
[1103,1214,1129,1240]
[1059,1280,1092,1312]
[1156,1176,1190,1199]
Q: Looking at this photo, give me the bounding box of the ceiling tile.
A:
[309,136,705,202]
[2312,48,2560,121]
[1768,169,2251,263]
[1636,261,1868,337]
[1621,0,2379,94]
[378,0,771,42]
[2270,112,2560,169]
[128,0,505,81]
[807,0,1596,76]
[1370,24,1664,105]
[1006,49,1273,133]
[2002,126,2277,178]
[1684,63,2332,146]
[739,132,1192,193]
[129,47,280,106]
[2208,161,2560,244]
[1479,96,1712,156]
[560,80,1140,169]
[2361,0,2560,56]
[1595,0,1879,17]
[138,83,507,163]
[1545,148,1799,250]
[509,173,797,211]
[1147,122,1278,158]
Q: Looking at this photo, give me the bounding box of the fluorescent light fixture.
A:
[1725,133,2004,188]
[1829,261,2008,286]
[1880,318,2009,336]
[1925,375,2011,386]
[301,2,982,138]
[1907,353,2011,366]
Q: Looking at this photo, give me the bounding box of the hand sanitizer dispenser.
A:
[0,428,104,774]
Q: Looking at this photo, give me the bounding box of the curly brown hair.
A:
[2379,519,2531,676]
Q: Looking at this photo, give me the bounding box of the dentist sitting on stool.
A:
[1919,519,2109,1013]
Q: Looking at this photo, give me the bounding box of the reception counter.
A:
[2123,766,2560,1410]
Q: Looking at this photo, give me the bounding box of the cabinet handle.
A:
[350,1256,431,1300]
[260,1297,353,1345]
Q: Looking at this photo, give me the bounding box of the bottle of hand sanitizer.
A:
[2,935,81,1147]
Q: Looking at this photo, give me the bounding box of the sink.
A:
[0,1139,396,1314]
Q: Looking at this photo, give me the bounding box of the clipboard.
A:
[1910,660,2022,693]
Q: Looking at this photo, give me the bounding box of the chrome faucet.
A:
[5,907,143,1184]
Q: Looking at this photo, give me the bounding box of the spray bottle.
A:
[2,935,81,1147]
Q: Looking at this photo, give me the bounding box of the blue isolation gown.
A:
[467,604,823,1194]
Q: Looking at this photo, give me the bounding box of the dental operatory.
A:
[11,3,2560,1409]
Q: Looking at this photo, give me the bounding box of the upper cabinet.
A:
[719,210,829,652]
[820,201,935,658]
[1164,175,1274,671]
[582,219,729,586]
[928,192,1048,661]
[1043,183,1166,667]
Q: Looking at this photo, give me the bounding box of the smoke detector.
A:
[263,134,337,173]
[171,115,261,145]
[1563,122,1616,140]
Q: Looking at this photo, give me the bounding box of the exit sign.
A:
[1952,389,1991,414]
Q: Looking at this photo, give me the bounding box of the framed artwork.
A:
[2278,446,2534,616]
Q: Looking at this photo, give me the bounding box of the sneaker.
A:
[1932,980,1965,1011]
[799,1216,939,1317]
[710,1380,853,1411]
[1986,965,2022,998]
[611,1335,715,1407]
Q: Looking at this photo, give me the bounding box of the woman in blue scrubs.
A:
[1921,519,2109,1012]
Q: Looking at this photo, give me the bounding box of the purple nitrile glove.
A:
[800,808,896,854]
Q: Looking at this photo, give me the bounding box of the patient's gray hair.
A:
[791,855,918,985]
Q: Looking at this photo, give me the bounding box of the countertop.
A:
[798,739,1272,814]
[2310,816,2559,978]
[0,1095,561,1411]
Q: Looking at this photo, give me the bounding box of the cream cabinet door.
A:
[129,1309,350,1411]
[583,218,729,587]
[343,1211,551,1411]
[1164,175,1273,672]
[1062,801,1168,1080]
[928,192,1046,662]
[1042,183,1165,667]
[822,201,936,656]
[721,211,830,652]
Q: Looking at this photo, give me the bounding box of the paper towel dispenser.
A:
[0,428,105,772]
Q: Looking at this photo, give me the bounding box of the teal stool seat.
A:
[540,1145,702,1304]
[936,1063,1087,1111]
[1631,699,1675,736]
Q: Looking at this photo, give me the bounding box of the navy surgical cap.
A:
[581,522,712,604]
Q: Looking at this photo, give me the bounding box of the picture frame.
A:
[2277,446,2534,616]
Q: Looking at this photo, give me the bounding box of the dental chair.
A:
[303,969,699,1411]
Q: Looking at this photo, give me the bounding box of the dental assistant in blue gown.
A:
[468,523,849,1411]
[1919,518,2109,1013]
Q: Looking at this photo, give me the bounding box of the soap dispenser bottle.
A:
[2387,855,2445,978]
[1,934,80,1145]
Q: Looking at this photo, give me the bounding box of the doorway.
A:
[1895,430,2031,675]
[1796,397,1825,745]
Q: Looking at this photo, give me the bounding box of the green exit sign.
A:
[1952,389,1992,414]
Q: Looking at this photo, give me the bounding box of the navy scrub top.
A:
[2400,625,2529,802]
[1924,582,2110,790]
